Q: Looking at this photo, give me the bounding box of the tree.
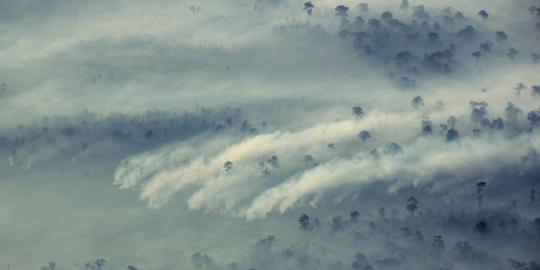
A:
[267,155,279,168]
[370,149,380,160]
[191,252,213,269]
[457,25,476,40]
[513,83,527,96]
[428,32,439,43]
[401,227,413,237]
[352,253,373,270]
[406,196,419,216]
[380,11,393,21]
[85,259,106,270]
[411,96,425,110]
[432,235,445,252]
[353,16,365,29]
[400,0,409,12]
[507,47,520,60]
[357,3,368,13]
[422,118,432,136]
[446,129,459,141]
[413,5,429,20]
[255,235,275,250]
[358,130,371,141]
[455,11,466,21]
[447,116,458,128]
[396,51,413,66]
[490,117,504,130]
[480,41,492,53]
[452,241,486,261]
[508,259,540,270]
[472,51,482,64]
[505,102,522,123]
[41,262,56,270]
[335,5,349,18]
[224,160,233,172]
[476,181,487,209]
[399,76,416,88]
[303,1,314,16]
[304,154,315,164]
[241,120,251,131]
[385,143,403,155]
[470,101,488,123]
[527,109,540,127]
[299,214,312,230]
[532,85,540,97]
[495,31,508,42]
[331,215,345,232]
[474,219,490,233]
[414,231,424,242]
[478,10,489,20]
[352,106,364,118]
[61,126,76,138]
[350,211,360,222]
[511,200,518,211]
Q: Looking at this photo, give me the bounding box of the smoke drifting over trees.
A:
[0,0,539,269]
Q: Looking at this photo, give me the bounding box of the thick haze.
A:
[1,0,539,269]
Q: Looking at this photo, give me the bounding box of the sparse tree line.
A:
[0,108,267,169]
[299,2,540,87]
[184,184,539,270]
[350,84,540,149]
[35,258,140,270]
[33,185,540,270]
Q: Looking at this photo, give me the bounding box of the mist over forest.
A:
[0,0,539,269]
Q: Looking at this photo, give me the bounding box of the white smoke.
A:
[114,102,540,219]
